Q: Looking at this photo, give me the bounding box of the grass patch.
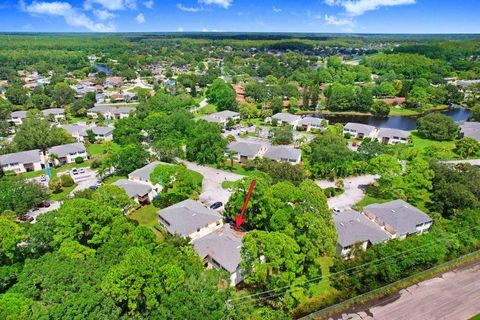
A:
[214,163,256,177]
[310,256,334,295]
[469,315,480,320]
[409,131,457,159]
[49,183,77,201]
[129,204,164,240]
[354,194,392,211]
[87,142,121,157]
[221,180,236,189]
[103,175,126,184]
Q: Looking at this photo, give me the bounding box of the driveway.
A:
[316,175,379,211]
[60,168,98,196]
[178,160,244,207]
[26,201,61,223]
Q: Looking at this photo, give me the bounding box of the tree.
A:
[257,160,306,185]
[454,137,480,158]
[370,101,390,116]
[52,82,75,106]
[86,129,96,144]
[30,93,52,109]
[13,111,74,151]
[0,177,47,214]
[109,144,148,176]
[0,293,32,320]
[48,176,63,193]
[93,185,135,212]
[417,113,459,141]
[206,79,237,111]
[59,174,74,187]
[5,85,28,105]
[272,126,293,145]
[471,104,480,122]
[0,217,24,264]
[186,121,227,164]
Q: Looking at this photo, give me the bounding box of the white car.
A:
[40,175,47,182]
[79,168,86,174]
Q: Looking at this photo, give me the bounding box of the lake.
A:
[92,64,112,75]
[318,108,472,131]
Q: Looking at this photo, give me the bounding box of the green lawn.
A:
[87,142,121,157]
[410,131,457,159]
[129,204,164,239]
[20,161,92,179]
[354,195,392,211]
[49,183,77,201]
[309,256,334,295]
[194,103,217,118]
[221,180,236,189]
[469,314,480,320]
[215,163,256,177]
[103,175,126,184]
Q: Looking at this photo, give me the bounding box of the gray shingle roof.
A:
[0,149,41,165]
[344,122,376,135]
[88,105,134,114]
[128,161,161,181]
[48,143,86,158]
[81,126,114,136]
[334,210,389,248]
[192,225,243,273]
[460,122,480,140]
[272,113,300,123]
[42,108,65,116]
[298,116,324,127]
[263,146,301,162]
[10,110,27,118]
[112,179,152,198]
[364,199,432,236]
[377,128,410,139]
[158,199,222,237]
[203,110,239,123]
[61,124,87,136]
[227,141,263,157]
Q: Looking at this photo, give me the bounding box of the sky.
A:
[0,0,479,33]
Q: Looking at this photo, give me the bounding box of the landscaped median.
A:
[295,249,480,320]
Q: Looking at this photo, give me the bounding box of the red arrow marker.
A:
[235,179,256,228]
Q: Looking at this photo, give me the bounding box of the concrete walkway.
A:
[316,175,379,210]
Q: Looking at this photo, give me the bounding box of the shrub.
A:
[48,177,63,193]
[60,174,74,187]
[74,156,84,164]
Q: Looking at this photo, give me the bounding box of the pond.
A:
[92,63,112,75]
[318,107,471,131]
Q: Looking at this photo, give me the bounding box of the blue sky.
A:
[0,0,479,33]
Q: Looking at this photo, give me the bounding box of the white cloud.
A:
[176,3,204,12]
[325,0,416,16]
[177,27,183,31]
[143,0,153,8]
[198,0,231,9]
[83,0,137,11]
[135,12,145,23]
[324,14,355,27]
[94,9,115,20]
[272,6,282,13]
[22,1,116,31]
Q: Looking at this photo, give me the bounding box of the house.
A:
[9,111,27,125]
[270,113,301,127]
[105,76,124,88]
[113,179,155,204]
[61,125,113,142]
[343,123,377,139]
[192,225,244,286]
[202,110,240,127]
[334,210,390,257]
[42,108,65,121]
[87,105,134,120]
[227,141,267,163]
[459,122,480,141]
[363,199,432,239]
[376,128,410,144]
[127,161,163,193]
[0,149,44,173]
[158,199,223,242]
[263,146,302,165]
[47,143,88,166]
[298,116,327,132]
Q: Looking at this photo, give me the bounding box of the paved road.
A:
[443,159,480,167]
[26,201,61,223]
[316,175,379,210]
[329,262,480,320]
[178,160,243,207]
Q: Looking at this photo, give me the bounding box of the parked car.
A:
[72,168,79,175]
[96,182,103,188]
[40,175,47,182]
[89,185,98,190]
[38,201,50,208]
[79,168,86,174]
[209,202,223,210]
[332,207,341,213]
[19,214,34,222]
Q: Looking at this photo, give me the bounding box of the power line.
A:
[227,224,480,308]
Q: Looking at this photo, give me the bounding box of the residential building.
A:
[376,128,410,144]
[9,110,27,125]
[459,122,480,141]
[47,142,88,166]
[363,199,433,239]
[158,199,223,242]
[343,123,377,139]
[87,105,134,120]
[334,210,390,257]
[0,149,44,173]
[105,76,124,88]
[227,141,267,163]
[113,179,155,204]
[42,108,65,121]
[270,113,301,127]
[298,116,327,132]
[61,124,113,142]
[127,161,164,194]
[202,110,240,127]
[193,225,244,286]
[263,146,302,165]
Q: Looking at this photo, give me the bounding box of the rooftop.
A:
[113,179,152,198]
[263,146,301,162]
[128,161,162,181]
[227,141,264,157]
[48,142,86,158]
[0,149,42,165]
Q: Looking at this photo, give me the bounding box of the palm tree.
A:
[335,179,344,190]
[227,150,236,168]
[48,153,59,168]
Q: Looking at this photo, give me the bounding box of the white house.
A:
[343,123,377,139]
[298,116,327,132]
[226,140,268,163]
[9,111,27,125]
[47,143,88,166]
[158,199,223,242]
[113,179,156,204]
[459,122,480,141]
[202,110,240,127]
[363,199,433,239]
[0,149,44,174]
[376,128,410,144]
[193,225,245,286]
[263,146,302,165]
[87,105,134,120]
[42,108,65,121]
[270,113,301,127]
